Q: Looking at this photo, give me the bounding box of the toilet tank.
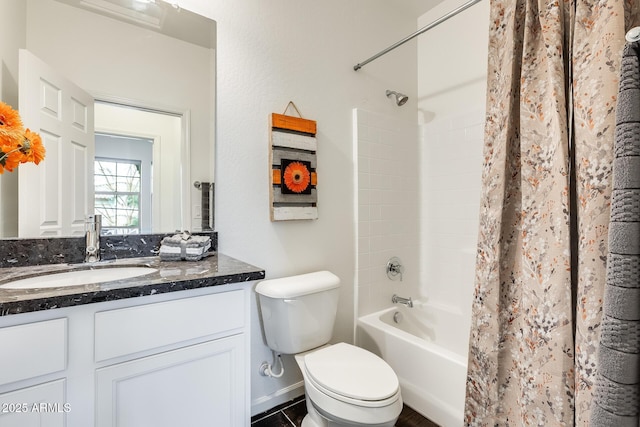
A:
[255,271,340,354]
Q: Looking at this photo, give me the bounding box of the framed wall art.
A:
[269,103,318,221]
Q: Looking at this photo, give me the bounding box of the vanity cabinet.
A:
[0,283,252,427]
[94,290,247,427]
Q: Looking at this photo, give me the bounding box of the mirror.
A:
[0,0,216,238]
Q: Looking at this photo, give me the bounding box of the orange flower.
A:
[18,129,45,165]
[0,101,23,130]
[283,161,311,193]
[0,102,45,173]
[0,146,20,174]
[0,102,24,148]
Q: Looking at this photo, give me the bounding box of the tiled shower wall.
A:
[419,108,484,323]
[354,109,420,316]
[355,107,484,331]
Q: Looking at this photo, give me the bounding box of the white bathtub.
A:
[357,304,469,427]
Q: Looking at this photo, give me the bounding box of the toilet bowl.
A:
[295,343,402,427]
[255,271,403,427]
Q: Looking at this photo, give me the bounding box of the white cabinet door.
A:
[18,49,95,238]
[95,335,245,427]
[0,380,67,427]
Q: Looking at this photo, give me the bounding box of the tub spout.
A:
[392,294,413,308]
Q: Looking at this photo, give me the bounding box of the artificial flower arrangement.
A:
[0,101,45,174]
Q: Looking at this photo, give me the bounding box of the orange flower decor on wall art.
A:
[0,101,45,174]
[282,160,312,194]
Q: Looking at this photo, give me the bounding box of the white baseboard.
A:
[251,381,305,416]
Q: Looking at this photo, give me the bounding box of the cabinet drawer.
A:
[95,290,245,362]
[0,319,67,386]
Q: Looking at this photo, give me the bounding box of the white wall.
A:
[417,0,489,334]
[0,1,25,237]
[0,1,23,108]
[417,0,489,122]
[179,0,422,415]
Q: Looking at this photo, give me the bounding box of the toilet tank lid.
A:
[255,271,340,298]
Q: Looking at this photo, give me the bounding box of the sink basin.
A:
[0,266,158,290]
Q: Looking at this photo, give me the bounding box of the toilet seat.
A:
[303,343,400,405]
[304,370,402,426]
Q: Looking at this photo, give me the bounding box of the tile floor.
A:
[250,396,440,427]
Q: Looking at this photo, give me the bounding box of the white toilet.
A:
[255,271,402,427]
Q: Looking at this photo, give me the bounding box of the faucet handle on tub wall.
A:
[386,257,404,281]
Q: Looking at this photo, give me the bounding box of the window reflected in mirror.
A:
[95,156,146,235]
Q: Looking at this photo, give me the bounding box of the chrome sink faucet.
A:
[85,214,102,263]
[392,294,413,308]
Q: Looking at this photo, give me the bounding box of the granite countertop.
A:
[0,253,265,316]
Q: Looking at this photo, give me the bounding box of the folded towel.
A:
[159,246,181,255]
[159,253,182,262]
[184,235,211,247]
[184,241,211,261]
[161,232,191,247]
[159,233,211,261]
[159,245,210,255]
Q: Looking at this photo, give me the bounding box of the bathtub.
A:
[357,303,469,427]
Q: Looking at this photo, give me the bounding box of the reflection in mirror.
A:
[0,0,216,238]
[94,157,146,235]
[94,101,183,235]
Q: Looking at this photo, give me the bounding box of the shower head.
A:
[386,90,408,106]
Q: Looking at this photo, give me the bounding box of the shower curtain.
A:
[464,1,640,425]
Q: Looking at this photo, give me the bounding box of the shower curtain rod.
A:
[353,0,483,71]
